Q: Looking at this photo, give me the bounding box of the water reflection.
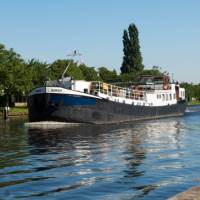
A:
[26,119,183,198]
[0,110,199,199]
[0,118,29,170]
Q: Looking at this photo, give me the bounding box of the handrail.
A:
[90,81,147,101]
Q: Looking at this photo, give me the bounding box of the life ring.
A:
[163,85,168,90]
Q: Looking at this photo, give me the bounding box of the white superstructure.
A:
[93,82,185,107]
[30,75,183,107]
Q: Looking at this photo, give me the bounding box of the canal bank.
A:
[0,107,28,119]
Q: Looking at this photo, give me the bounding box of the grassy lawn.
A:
[188,101,200,106]
[0,107,28,115]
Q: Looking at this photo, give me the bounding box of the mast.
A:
[61,50,82,81]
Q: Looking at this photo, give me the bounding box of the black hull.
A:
[28,93,187,124]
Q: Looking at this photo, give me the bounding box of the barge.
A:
[28,75,186,124]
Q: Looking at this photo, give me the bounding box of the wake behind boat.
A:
[28,74,186,124]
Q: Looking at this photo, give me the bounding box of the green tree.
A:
[142,66,162,76]
[50,59,84,80]
[121,23,144,74]
[26,59,49,87]
[118,72,140,85]
[180,82,200,102]
[0,44,26,105]
[79,64,99,81]
[98,67,118,83]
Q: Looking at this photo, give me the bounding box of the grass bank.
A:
[0,107,28,116]
[188,101,200,106]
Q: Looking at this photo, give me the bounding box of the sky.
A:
[0,0,200,83]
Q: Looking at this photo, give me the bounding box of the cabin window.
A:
[166,94,168,101]
[162,94,165,101]
[132,102,134,105]
[169,94,172,100]
[173,93,176,99]
[84,89,88,93]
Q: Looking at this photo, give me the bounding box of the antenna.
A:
[66,50,82,57]
[61,50,82,80]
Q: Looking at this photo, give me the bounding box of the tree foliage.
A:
[142,66,162,76]
[121,23,144,74]
[180,82,200,102]
[0,44,27,105]
[50,59,84,80]
[79,64,99,81]
[98,67,118,83]
[27,59,49,87]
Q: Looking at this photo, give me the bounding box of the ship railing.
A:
[132,84,170,91]
[91,81,147,101]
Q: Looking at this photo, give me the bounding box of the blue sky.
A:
[0,0,200,83]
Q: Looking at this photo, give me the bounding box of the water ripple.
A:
[1,106,200,199]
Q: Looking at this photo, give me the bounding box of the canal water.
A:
[1,106,200,200]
